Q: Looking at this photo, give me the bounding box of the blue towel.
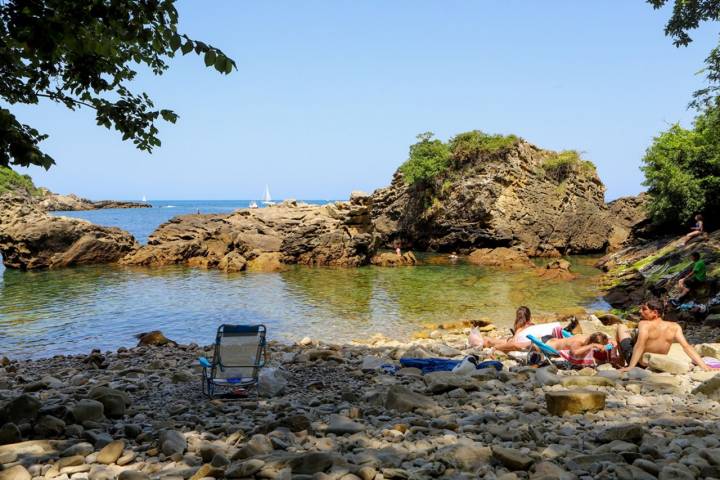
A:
[398,357,502,374]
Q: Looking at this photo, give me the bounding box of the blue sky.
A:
[10,1,720,201]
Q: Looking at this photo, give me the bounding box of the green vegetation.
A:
[0,167,41,196]
[641,102,720,226]
[399,132,452,185]
[0,0,236,169]
[542,150,596,183]
[399,130,520,185]
[448,130,520,163]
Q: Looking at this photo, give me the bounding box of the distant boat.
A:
[141,195,147,203]
[249,201,258,209]
[262,185,275,205]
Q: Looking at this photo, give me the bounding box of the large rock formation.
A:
[605,193,649,249]
[121,197,375,271]
[370,141,619,256]
[38,193,150,211]
[0,195,138,269]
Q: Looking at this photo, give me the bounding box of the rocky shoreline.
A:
[1,319,720,480]
[38,193,150,212]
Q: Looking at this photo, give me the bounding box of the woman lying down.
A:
[468,306,602,354]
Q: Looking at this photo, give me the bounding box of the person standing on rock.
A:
[616,300,712,372]
[676,251,706,299]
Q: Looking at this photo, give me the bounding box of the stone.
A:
[360,356,384,371]
[88,387,128,418]
[433,443,492,471]
[258,368,288,397]
[560,376,615,387]
[597,424,645,443]
[658,463,696,480]
[62,442,94,457]
[545,390,606,415]
[232,434,273,460]
[566,453,624,471]
[696,343,720,358]
[171,371,194,383]
[385,385,438,412]
[71,400,104,423]
[423,371,480,394]
[33,415,66,437]
[692,375,720,400]
[467,248,534,268]
[0,423,21,445]
[530,461,574,480]
[160,430,187,456]
[0,465,31,480]
[0,395,40,424]
[117,472,149,480]
[534,367,561,386]
[189,464,224,480]
[289,452,335,474]
[492,446,534,471]
[96,440,124,464]
[226,459,265,478]
[325,415,365,435]
[643,353,690,374]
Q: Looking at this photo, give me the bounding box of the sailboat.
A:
[248,201,258,209]
[141,195,147,203]
[262,185,275,205]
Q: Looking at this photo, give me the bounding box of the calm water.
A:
[0,201,607,359]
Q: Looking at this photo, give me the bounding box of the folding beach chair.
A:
[198,324,267,399]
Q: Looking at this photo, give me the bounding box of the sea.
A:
[0,200,608,359]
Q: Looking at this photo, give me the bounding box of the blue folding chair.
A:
[199,324,267,399]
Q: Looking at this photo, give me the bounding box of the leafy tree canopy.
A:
[641,101,720,226]
[648,0,720,108]
[0,0,235,169]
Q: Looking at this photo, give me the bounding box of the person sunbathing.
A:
[478,306,578,353]
[681,214,704,246]
[616,300,711,372]
[547,332,610,356]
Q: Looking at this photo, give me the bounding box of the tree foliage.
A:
[0,165,41,195]
[641,102,720,226]
[0,0,235,169]
[542,150,596,183]
[648,0,720,108]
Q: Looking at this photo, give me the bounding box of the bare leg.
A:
[677,278,689,298]
[682,231,700,246]
[615,324,630,344]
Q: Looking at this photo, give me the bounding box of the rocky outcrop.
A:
[467,247,535,268]
[121,198,375,271]
[599,230,719,309]
[370,141,617,256]
[38,193,150,211]
[370,251,418,267]
[0,195,138,270]
[606,193,649,249]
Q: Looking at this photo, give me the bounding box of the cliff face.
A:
[370,141,616,256]
[0,194,138,269]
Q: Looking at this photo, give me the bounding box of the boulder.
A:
[643,353,690,375]
[537,259,577,281]
[226,459,265,478]
[371,251,417,267]
[597,424,645,443]
[0,194,138,270]
[0,423,21,445]
[288,452,336,474]
[492,446,534,471]
[88,387,129,418]
[325,415,365,435]
[433,442,492,471]
[33,415,65,437]
[423,371,481,394]
[545,390,606,416]
[467,248,534,268]
[696,343,720,359]
[0,465,31,480]
[385,385,438,412]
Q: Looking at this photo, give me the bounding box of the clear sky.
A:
[9,1,720,201]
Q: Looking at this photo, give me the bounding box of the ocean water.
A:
[0,201,608,359]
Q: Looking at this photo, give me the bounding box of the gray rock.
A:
[325,415,365,435]
[117,472,149,480]
[72,400,105,423]
[289,452,336,474]
[492,446,534,471]
[692,375,720,401]
[88,387,129,419]
[0,423,21,445]
[423,371,480,394]
[0,395,40,424]
[33,415,65,437]
[62,442,94,457]
[385,385,438,412]
[160,430,187,456]
[226,459,265,478]
[597,424,644,444]
[658,463,696,480]
[433,442,492,471]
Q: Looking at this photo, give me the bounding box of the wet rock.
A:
[160,430,187,456]
[71,399,105,423]
[492,446,534,471]
[545,390,606,416]
[370,252,417,267]
[384,385,438,412]
[135,330,176,347]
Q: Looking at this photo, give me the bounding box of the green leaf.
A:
[181,41,194,55]
[170,34,181,52]
[204,50,216,67]
[214,55,226,72]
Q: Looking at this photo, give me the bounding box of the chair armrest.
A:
[198,357,212,368]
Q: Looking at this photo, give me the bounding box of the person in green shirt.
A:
[678,252,707,298]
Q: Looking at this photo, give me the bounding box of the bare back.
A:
[639,319,680,355]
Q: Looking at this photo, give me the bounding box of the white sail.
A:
[263,185,272,202]
[142,195,147,202]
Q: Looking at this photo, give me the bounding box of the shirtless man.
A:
[617,300,711,372]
